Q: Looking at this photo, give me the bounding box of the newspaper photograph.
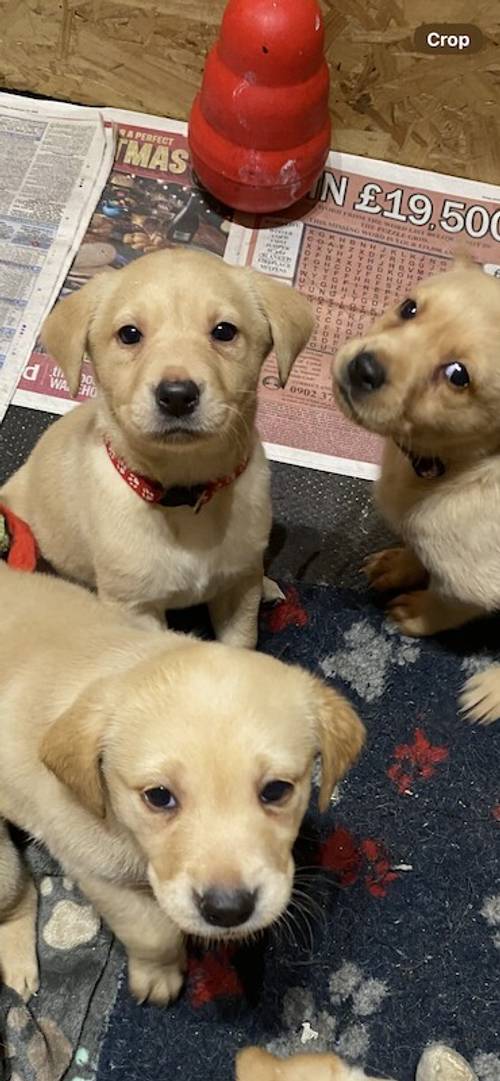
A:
[226,156,500,478]
[14,108,231,415]
[0,92,115,423]
[10,101,500,480]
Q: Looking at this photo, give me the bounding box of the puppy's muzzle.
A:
[346,350,386,395]
[155,378,200,418]
[195,887,257,929]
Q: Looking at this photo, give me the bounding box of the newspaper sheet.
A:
[0,92,115,424]
[10,100,500,480]
[13,107,231,415]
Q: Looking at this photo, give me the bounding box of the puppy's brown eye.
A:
[443,361,470,389]
[260,780,294,805]
[211,322,238,342]
[117,324,142,345]
[142,786,177,812]
[399,298,418,320]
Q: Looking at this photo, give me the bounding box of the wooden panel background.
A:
[0,0,499,182]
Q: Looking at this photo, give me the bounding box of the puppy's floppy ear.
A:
[236,1048,279,1081]
[309,679,365,812]
[40,684,108,818]
[40,271,115,397]
[247,271,314,387]
[451,245,481,272]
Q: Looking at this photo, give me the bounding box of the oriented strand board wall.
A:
[0,0,499,182]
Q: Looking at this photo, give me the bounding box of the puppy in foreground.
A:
[0,565,364,1004]
[0,248,313,646]
[332,258,500,723]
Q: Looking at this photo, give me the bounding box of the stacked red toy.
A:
[188,0,331,213]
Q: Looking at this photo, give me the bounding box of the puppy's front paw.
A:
[0,946,39,1002]
[128,956,184,1005]
[0,890,39,1002]
[262,576,285,603]
[416,1043,476,1081]
[459,666,500,725]
[386,591,437,636]
[363,547,427,593]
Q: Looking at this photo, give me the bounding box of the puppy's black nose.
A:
[347,351,386,393]
[196,887,256,928]
[155,379,200,417]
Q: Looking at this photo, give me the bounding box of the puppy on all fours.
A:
[332,257,500,723]
[0,248,313,646]
[0,564,364,1005]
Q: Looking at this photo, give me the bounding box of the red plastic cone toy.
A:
[188,0,331,213]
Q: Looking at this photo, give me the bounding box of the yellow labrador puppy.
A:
[1,249,313,645]
[0,565,364,1005]
[333,258,500,635]
[332,259,500,722]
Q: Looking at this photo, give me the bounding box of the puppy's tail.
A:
[459,665,500,725]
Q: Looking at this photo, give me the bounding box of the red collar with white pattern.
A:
[105,440,249,513]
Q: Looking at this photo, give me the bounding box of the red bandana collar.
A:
[105,441,249,513]
[0,504,38,571]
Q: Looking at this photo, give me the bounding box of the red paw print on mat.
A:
[187,947,243,1006]
[318,826,399,898]
[263,585,308,633]
[387,727,449,795]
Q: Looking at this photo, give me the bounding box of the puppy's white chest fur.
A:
[377,440,500,609]
[90,439,272,609]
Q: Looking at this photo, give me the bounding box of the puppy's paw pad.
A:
[459,667,500,725]
[128,958,184,1005]
[362,548,423,592]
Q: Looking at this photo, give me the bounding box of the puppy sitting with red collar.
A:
[1,248,312,645]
